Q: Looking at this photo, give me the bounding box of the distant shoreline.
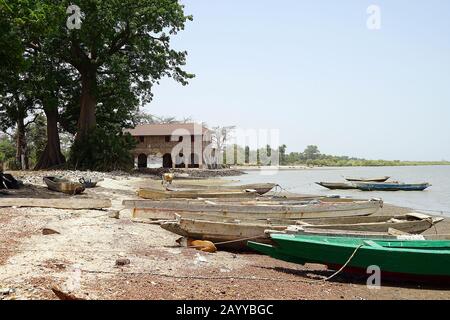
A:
[232,164,450,171]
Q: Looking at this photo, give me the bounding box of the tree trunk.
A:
[76,70,97,140]
[34,108,66,170]
[15,117,29,170]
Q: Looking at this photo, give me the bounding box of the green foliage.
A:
[68,128,136,171]
[0,135,15,163]
[281,144,450,167]
[27,114,47,166]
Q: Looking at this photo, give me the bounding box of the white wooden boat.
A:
[267,226,450,240]
[138,188,258,200]
[166,183,278,195]
[130,199,383,221]
[160,212,442,250]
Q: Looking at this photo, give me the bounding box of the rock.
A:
[42,228,60,235]
[115,258,131,267]
[51,287,85,300]
[108,210,120,219]
[0,288,14,295]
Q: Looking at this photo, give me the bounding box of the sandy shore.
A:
[0,171,449,300]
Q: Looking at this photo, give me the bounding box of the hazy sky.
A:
[145,0,450,161]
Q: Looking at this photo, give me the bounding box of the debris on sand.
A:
[42,228,61,235]
[115,258,131,267]
[51,286,86,300]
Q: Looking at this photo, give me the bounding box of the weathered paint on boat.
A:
[267,227,450,240]
[160,218,284,250]
[159,213,443,250]
[356,182,431,191]
[167,183,278,195]
[43,177,85,195]
[346,176,390,182]
[248,235,450,284]
[316,182,357,190]
[138,188,258,200]
[130,199,383,220]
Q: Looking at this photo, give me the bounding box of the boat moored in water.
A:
[355,182,431,191]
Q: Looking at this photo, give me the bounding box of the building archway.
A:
[137,154,147,168]
[175,153,185,168]
[163,153,173,168]
[189,153,200,168]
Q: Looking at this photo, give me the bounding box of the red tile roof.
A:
[125,123,210,136]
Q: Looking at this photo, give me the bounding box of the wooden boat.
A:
[161,217,285,250]
[248,235,450,284]
[79,177,103,188]
[130,199,384,221]
[346,176,390,183]
[159,212,443,250]
[267,227,450,241]
[316,182,357,190]
[355,182,431,191]
[43,177,85,195]
[167,183,278,195]
[123,195,362,207]
[138,188,258,200]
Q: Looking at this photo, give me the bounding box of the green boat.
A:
[248,235,450,284]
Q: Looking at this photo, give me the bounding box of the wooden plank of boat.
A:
[43,176,85,195]
[159,213,444,251]
[138,188,258,200]
[160,217,284,250]
[316,182,357,190]
[355,182,431,191]
[266,227,450,240]
[123,195,368,209]
[248,235,450,284]
[345,176,390,182]
[167,183,278,195]
[131,199,383,220]
[0,198,111,209]
[260,213,443,234]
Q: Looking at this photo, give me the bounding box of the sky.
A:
[144,0,450,161]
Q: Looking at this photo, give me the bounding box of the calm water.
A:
[224,166,450,216]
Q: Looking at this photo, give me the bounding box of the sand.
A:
[0,171,449,300]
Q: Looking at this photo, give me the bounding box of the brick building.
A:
[125,123,212,169]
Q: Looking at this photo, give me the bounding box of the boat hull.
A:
[167,183,277,195]
[43,177,85,195]
[346,176,390,183]
[138,188,258,200]
[131,199,383,220]
[248,235,450,284]
[316,182,357,190]
[356,182,430,191]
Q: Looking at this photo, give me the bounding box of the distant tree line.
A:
[224,144,450,167]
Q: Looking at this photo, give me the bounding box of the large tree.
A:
[46,0,194,140]
[2,0,193,170]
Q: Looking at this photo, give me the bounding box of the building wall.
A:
[131,135,210,169]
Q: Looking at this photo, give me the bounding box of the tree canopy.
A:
[0,0,194,170]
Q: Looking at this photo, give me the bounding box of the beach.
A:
[0,171,449,300]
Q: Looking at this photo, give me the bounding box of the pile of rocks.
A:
[13,170,132,186]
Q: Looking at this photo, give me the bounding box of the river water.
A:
[225,166,450,216]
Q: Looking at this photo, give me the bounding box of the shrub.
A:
[69,128,136,172]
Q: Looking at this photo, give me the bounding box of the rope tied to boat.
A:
[322,244,364,282]
[187,237,364,283]
[187,235,268,249]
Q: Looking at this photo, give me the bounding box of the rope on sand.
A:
[187,238,364,283]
